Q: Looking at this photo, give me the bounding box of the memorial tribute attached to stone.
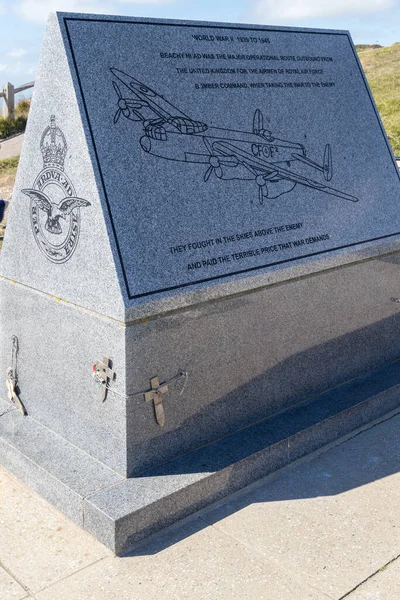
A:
[1,13,400,554]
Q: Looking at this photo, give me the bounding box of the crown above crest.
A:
[40,115,67,170]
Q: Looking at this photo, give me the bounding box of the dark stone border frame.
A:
[63,17,400,300]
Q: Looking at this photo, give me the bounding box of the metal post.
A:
[1,82,15,120]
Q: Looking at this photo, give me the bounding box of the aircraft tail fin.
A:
[253,109,263,134]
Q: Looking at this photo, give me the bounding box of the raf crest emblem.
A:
[22,115,91,263]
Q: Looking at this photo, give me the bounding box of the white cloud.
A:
[0,62,38,79]
[0,62,27,78]
[7,48,28,59]
[249,0,396,21]
[15,0,114,23]
[14,0,174,24]
[0,2,6,15]
[6,62,24,75]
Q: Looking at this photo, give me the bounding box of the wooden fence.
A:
[0,81,34,120]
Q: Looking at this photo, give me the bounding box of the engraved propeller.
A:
[255,172,280,204]
[243,161,279,205]
[113,81,146,123]
[256,175,268,204]
[203,138,238,182]
[113,82,130,123]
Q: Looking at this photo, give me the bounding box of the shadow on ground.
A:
[127,408,400,556]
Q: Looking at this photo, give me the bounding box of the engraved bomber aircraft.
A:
[111,68,359,204]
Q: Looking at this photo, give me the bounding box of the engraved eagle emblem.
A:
[22,189,91,234]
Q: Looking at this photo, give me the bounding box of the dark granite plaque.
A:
[58,18,400,298]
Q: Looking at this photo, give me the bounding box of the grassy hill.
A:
[357,42,400,155]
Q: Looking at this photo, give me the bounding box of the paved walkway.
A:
[0,134,24,160]
[1,408,400,599]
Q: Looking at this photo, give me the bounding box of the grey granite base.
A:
[3,251,399,480]
[0,399,123,525]
[1,358,399,555]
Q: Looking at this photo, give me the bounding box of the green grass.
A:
[0,115,26,139]
[0,97,30,140]
[355,44,382,51]
[358,42,400,155]
[0,156,19,176]
[15,97,31,119]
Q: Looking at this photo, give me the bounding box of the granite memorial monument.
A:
[1,12,400,554]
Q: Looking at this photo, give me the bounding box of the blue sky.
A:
[0,0,399,88]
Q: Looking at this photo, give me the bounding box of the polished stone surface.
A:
[84,360,400,553]
[1,358,397,554]
[2,248,399,477]
[60,14,400,310]
[1,12,400,556]
[0,278,127,474]
[0,13,126,322]
[1,13,400,475]
[124,254,400,473]
[0,395,123,525]
[1,14,399,320]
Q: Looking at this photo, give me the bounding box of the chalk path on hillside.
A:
[0,133,24,160]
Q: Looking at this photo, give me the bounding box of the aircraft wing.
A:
[110,68,190,121]
[214,141,359,203]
